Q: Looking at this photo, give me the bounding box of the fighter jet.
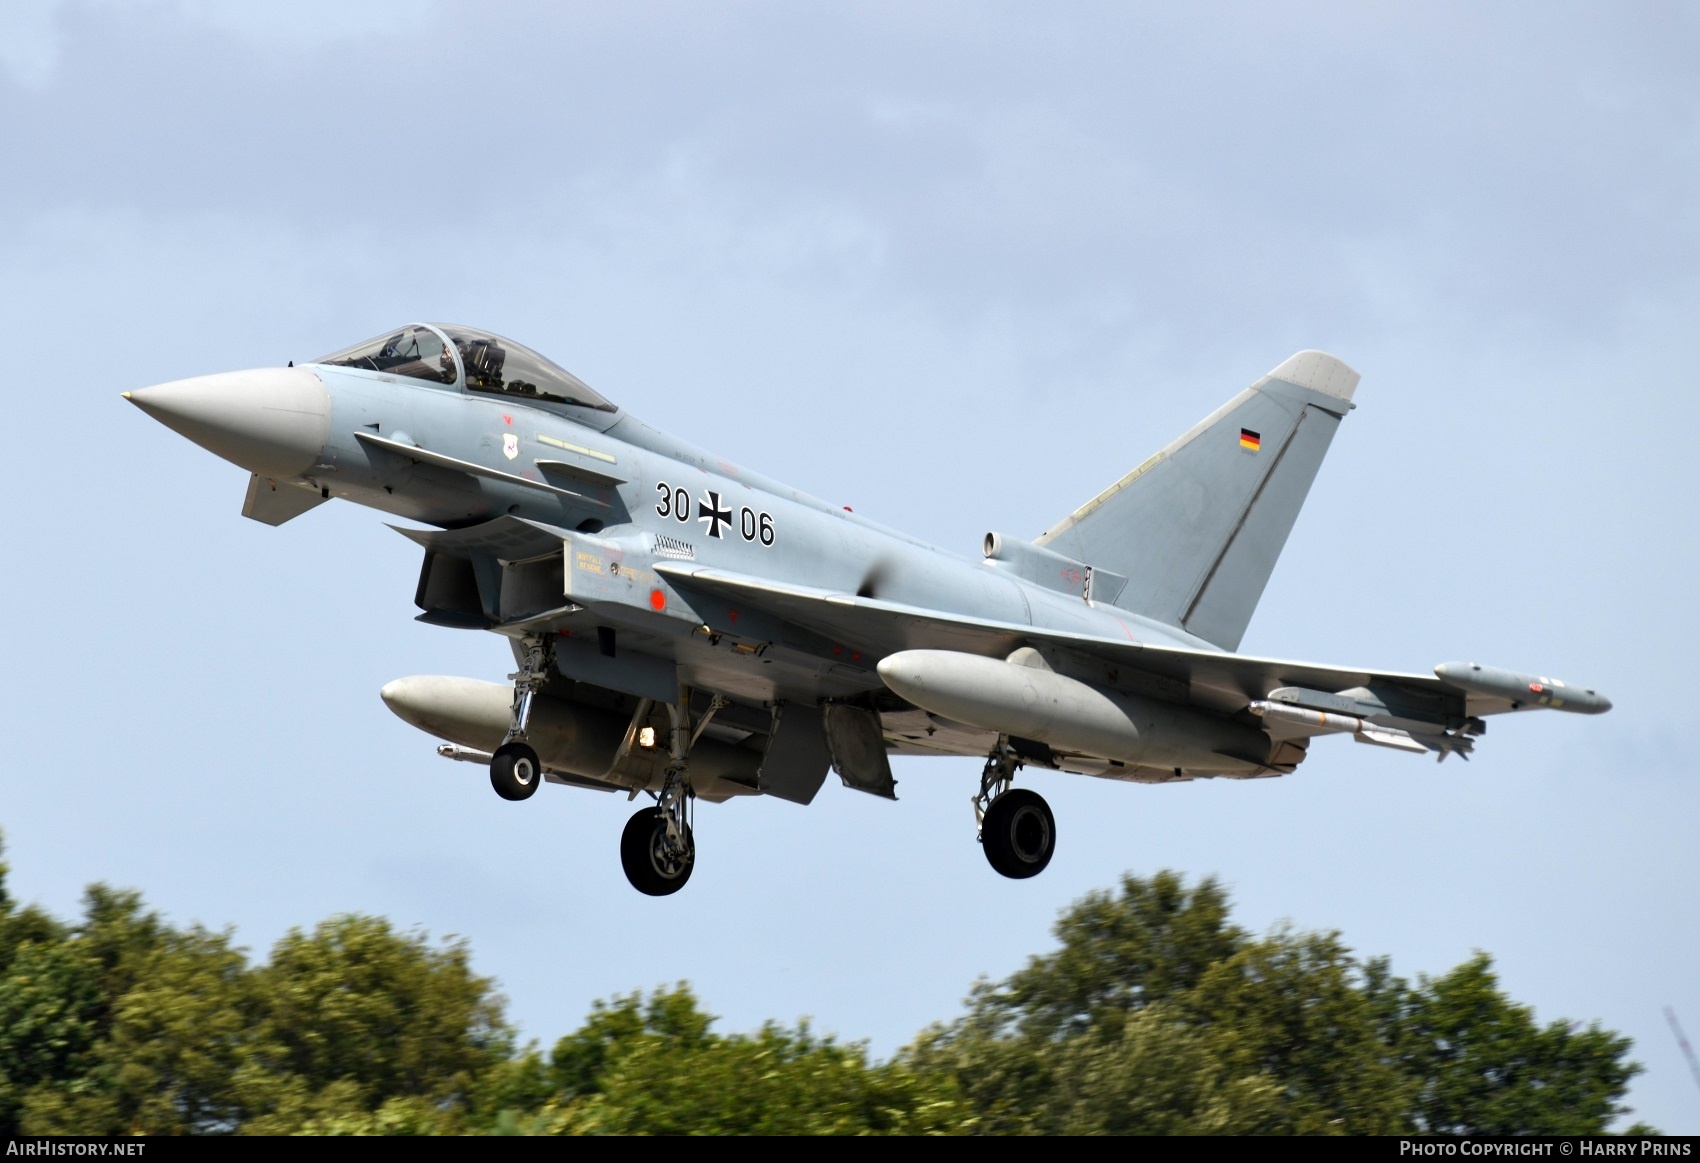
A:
[126,324,1611,895]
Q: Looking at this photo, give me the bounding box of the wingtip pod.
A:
[1434,661,1612,714]
[1264,350,1360,403]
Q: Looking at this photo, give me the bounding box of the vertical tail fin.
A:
[1036,351,1359,651]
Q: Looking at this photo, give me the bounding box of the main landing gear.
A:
[490,636,549,802]
[974,740,1056,879]
[618,696,702,896]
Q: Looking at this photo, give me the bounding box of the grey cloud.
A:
[4,1,1696,351]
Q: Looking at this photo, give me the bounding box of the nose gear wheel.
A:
[490,740,541,800]
[489,635,553,802]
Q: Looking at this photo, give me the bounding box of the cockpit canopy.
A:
[312,323,615,412]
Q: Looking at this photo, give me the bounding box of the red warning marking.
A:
[729,609,739,622]
[833,646,842,656]
[1529,682,1543,693]
[502,414,513,425]
[649,589,666,612]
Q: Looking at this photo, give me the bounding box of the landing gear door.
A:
[758,702,831,806]
[823,704,896,800]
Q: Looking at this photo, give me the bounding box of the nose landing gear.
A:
[974,740,1056,879]
[490,636,550,802]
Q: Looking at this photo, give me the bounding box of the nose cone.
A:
[126,367,330,477]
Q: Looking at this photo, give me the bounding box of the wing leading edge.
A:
[658,562,1432,702]
[654,563,1608,766]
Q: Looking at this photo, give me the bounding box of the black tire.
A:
[620,808,694,896]
[490,741,542,801]
[981,788,1055,879]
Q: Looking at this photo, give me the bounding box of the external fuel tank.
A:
[379,676,761,799]
[876,648,1281,774]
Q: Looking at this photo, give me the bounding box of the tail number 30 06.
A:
[656,482,775,546]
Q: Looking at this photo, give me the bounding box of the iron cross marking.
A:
[698,490,733,539]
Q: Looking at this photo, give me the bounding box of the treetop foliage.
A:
[0,833,1648,1135]
[907,870,1644,1136]
[982,870,1245,1039]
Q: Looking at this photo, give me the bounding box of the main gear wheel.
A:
[980,788,1055,879]
[620,807,695,896]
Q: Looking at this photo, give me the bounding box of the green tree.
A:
[911,871,1644,1137]
[1393,954,1640,1135]
[539,986,971,1135]
[0,834,1649,1137]
[908,870,1268,1133]
[0,834,86,1131]
[3,880,514,1135]
[0,836,67,969]
[241,915,511,1133]
[549,984,713,1100]
[1045,1005,1285,1135]
[1185,928,1409,1133]
[983,870,1245,1040]
[15,888,256,1135]
[0,931,96,1132]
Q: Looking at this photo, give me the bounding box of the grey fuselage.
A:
[313,361,1219,665]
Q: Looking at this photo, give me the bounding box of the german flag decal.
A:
[1239,428,1261,452]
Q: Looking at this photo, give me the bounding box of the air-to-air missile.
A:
[1247,699,1434,754]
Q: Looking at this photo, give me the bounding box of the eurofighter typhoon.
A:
[126,326,1610,894]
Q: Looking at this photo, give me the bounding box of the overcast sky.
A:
[3,0,1697,1132]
